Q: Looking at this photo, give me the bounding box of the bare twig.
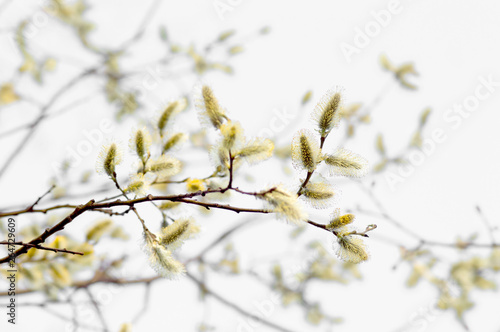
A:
[0,67,98,180]
[185,218,256,264]
[476,205,497,245]
[186,272,298,332]
[83,288,109,332]
[0,241,83,256]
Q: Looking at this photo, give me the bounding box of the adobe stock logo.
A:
[4,0,59,55]
[257,106,298,140]
[339,0,406,63]
[384,74,500,191]
[213,0,244,20]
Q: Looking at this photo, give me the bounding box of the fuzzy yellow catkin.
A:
[299,181,336,209]
[159,201,181,210]
[19,265,44,288]
[130,128,152,161]
[260,185,307,225]
[302,90,313,105]
[291,129,320,172]
[218,30,235,42]
[158,101,179,135]
[335,233,369,264]
[48,262,72,287]
[312,89,343,137]
[186,178,206,192]
[143,231,185,278]
[86,219,113,242]
[220,121,244,150]
[327,211,355,230]
[150,242,186,278]
[237,138,274,164]
[196,85,226,129]
[96,143,123,177]
[124,173,150,196]
[159,217,200,251]
[145,155,181,179]
[324,147,368,178]
[210,144,230,170]
[162,133,187,153]
[118,323,132,332]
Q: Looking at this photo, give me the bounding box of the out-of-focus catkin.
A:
[195,85,227,129]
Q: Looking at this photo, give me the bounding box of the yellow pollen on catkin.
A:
[300,136,314,169]
[186,178,206,192]
[145,156,181,180]
[159,217,200,251]
[327,211,355,230]
[312,89,343,137]
[143,231,186,278]
[159,201,181,210]
[124,173,150,196]
[96,143,123,178]
[220,121,244,150]
[260,185,307,225]
[236,138,274,164]
[335,234,369,264]
[324,147,368,178]
[299,181,336,209]
[104,145,117,175]
[130,128,152,161]
[291,129,320,172]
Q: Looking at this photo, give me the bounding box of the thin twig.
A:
[83,288,109,332]
[0,241,83,256]
[476,205,497,245]
[185,218,256,264]
[186,272,298,332]
[0,67,98,179]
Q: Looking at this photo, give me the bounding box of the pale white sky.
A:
[1,0,500,331]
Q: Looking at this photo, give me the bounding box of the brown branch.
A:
[0,188,272,264]
[0,203,79,218]
[27,184,56,211]
[0,241,83,256]
[296,171,313,197]
[0,200,95,264]
[1,267,297,332]
[173,198,269,214]
[227,150,234,190]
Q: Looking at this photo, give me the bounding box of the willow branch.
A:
[0,200,95,264]
[0,241,83,256]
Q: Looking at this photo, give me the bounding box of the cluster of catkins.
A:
[95,84,371,278]
[290,88,370,263]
